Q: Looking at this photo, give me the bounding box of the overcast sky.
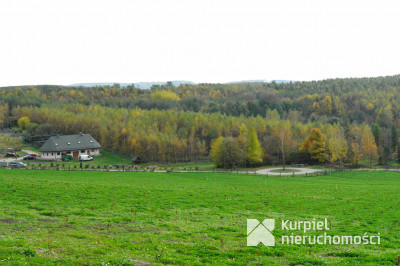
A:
[0,0,399,86]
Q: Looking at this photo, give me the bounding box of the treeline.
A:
[2,75,400,125]
[14,103,387,167]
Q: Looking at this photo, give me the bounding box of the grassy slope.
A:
[0,170,399,265]
[24,150,215,170]
[25,150,132,167]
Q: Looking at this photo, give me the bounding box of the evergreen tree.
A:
[371,123,380,146]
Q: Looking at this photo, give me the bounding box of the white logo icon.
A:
[247,219,275,246]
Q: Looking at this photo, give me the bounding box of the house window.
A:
[91,149,94,152]
[81,150,85,153]
[67,152,71,155]
[57,152,60,155]
[52,153,54,156]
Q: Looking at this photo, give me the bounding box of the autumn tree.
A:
[361,124,378,168]
[210,136,224,167]
[210,136,245,168]
[0,103,8,123]
[18,116,30,129]
[301,128,328,163]
[151,90,180,101]
[274,120,294,169]
[25,122,39,135]
[349,125,363,166]
[327,123,348,167]
[219,137,244,168]
[320,95,332,115]
[237,124,249,165]
[130,138,137,156]
[246,128,263,166]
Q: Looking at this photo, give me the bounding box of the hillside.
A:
[1,74,400,166]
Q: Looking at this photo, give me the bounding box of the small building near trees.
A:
[131,156,142,164]
[39,133,101,160]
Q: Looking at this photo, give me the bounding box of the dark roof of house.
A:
[39,134,101,152]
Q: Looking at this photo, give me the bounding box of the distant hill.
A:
[224,80,267,84]
[68,81,196,89]
[69,80,296,89]
[223,80,297,84]
[273,80,296,83]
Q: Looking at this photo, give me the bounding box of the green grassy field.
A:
[0,170,399,265]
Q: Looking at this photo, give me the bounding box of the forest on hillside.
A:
[1,75,400,167]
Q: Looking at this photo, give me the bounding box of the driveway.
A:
[0,157,23,162]
[22,150,39,155]
[0,150,39,163]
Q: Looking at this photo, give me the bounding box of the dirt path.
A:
[152,167,323,175]
[0,157,23,162]
[255,167,322,175]
[22,150,38,155]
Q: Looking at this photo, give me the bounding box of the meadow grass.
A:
[0,170,399,265]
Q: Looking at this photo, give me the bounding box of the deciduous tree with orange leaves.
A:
[361,124,378,168]
[301,128,328,163]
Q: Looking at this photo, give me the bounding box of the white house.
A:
[39,133,101,160]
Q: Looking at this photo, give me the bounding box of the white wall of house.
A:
[40,149,100,160]
[77,149,100,156]
[41,152,63,160]
[89,149,100,156]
